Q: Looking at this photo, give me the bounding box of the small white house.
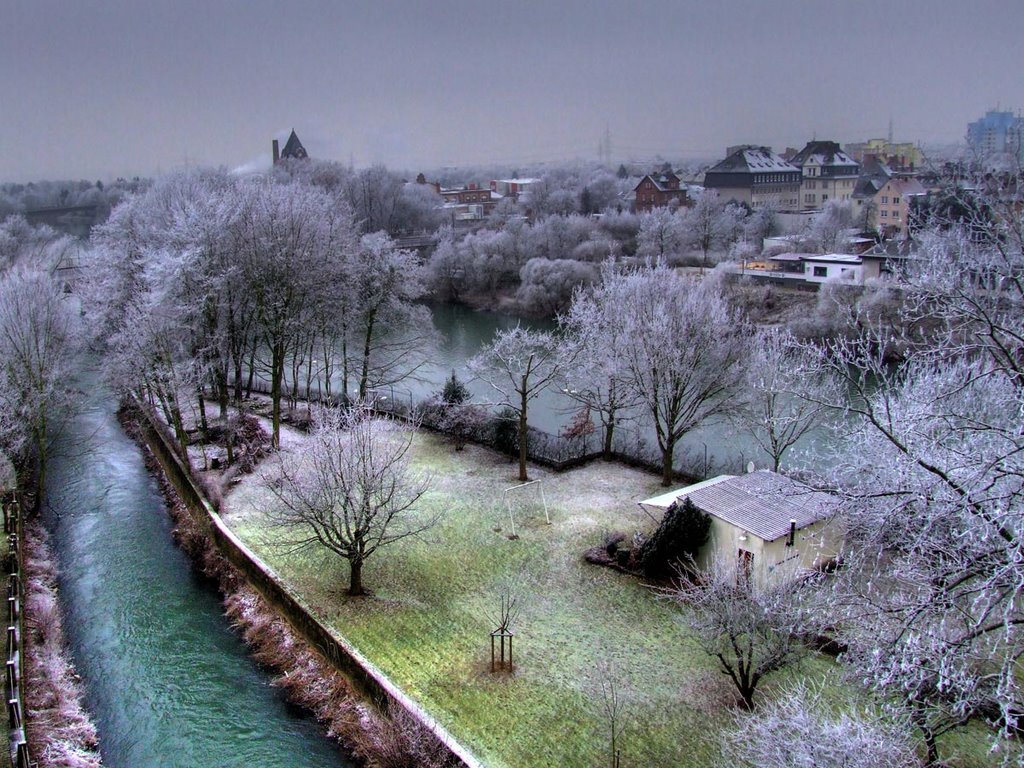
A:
[639,471,842,586]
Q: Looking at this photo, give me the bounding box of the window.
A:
[822,194,828,202]
[881,210,888,217]
[881,196,889,204]
[804,194,814,203]
[813,266,828,277]
[893,196,901,204]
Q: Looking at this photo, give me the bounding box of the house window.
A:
[813,266,828,277]
[881,210,888,217]
[822,194,828,202]
[893,196,901,204]
[881,196,889,204]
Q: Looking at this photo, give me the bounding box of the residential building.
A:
[703,146,801,211]
[845,138,922,172]
[490,178,539,200]
[851,157,893,227]
[639,471,842,587]
[967,109,1024,162]
[873,176,926,238]
[439,183,502,221]
[789,140,860,210]
[632,170,689,212]
[734,250,884,286]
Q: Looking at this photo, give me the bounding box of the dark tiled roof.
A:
[281,130,308,160]
[789,140,859,169]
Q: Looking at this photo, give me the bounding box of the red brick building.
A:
[633,171,689,212]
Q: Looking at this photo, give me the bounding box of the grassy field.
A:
[221,424,1003,768]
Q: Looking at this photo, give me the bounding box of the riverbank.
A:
[121,401,463,768]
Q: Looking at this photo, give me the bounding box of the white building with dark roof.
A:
[640,471,842,586]
[703,146,801,211]
[789,140,860,210]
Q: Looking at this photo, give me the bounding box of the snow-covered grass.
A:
[204,409,1007,767]
[224,427,846,768]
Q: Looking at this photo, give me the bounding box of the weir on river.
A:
[42,365,348,768]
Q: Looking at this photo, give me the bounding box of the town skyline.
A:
[4,0,1024,182]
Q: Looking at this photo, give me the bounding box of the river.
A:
[42,365,348,768]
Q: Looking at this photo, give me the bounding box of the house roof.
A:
[280,130,308,160]
[633,172,683,193]
[639,471,837,542]
[789,141,859,171]
[707,146,799,175]
[802,253,862,264]
[880,177,927,197]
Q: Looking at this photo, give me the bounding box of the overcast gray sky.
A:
[3,0,1022,182]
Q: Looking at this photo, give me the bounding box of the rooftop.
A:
[640,471,837,542]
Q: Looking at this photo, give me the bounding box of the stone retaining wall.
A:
[135,405,483,768]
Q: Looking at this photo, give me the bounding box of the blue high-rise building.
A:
[967,109,1023,161]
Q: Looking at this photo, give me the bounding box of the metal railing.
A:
[2,493,31,768]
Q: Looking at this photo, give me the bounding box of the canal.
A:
[42,365,348,768]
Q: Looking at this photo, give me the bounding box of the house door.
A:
[737,549,754,584]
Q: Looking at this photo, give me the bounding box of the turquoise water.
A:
[43,366,349,768]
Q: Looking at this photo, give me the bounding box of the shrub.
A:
[639,497,711,579]
[440,370,470,405]
[493,407,520,458]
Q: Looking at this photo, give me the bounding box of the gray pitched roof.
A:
[707,146,798,175]
[640,471,837,542]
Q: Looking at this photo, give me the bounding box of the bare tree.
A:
[679,191,742,272]
[672,558,809,710]
[0,265,78,492]
[721,682,919,768]
[595,660,627,768]
[559,261,641,458]
[736,327,836,471]
[804,173,1024,764]
[343,232,436,403]
[616,264,750,486]
[470,325,562,481]
[266,408,433,596]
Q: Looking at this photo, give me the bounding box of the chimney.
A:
[272,139,280,165]
[787,519,797,547]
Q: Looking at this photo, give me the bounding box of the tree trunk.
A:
[348,558,365,596]
[197,389,209,432]
[270,339,284,449]
[603,416,615,459]
[660,441,674,487]
[518,387,529,482]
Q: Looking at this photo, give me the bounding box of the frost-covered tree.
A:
[233,179,351,446]
[672,557,810,709]
[679,191,742,272]
[0,265,78,490]
[470,325,562,481]
[615,264,750,485]
[515,258,597,316]
[266,408,433,596]
[807,175,1024,764]
[343,232,435,403]
[559,261,641,458]
[736,327,836,472]
[722,683,919,768]
[806,199,853,253]
[636,207,685,261]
